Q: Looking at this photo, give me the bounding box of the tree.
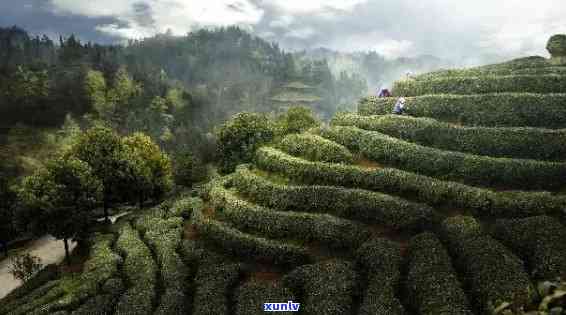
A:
[216,112,275,173]
[0,175,17,257]
[122,133,173,204]
[276,106,320,135]
[84,69,107,118]
[18,156,103,265]
[69,125,131,221]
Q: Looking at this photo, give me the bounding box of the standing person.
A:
[392,97,406,115]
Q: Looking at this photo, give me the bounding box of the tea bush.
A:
[235,281,295,315]
[254,147,566,218]
[393,75,566,96]
[191,202,311,266]
[321,125,566,190]
[358,94,566,128]
[233,165,433,231]
[278,133,353,164]
[283,259,359,315]
[406,233,473,315]
[440,216,535,314]
[355,238,405,315]
[208,178,371,248]
[493,216,566,280]
[332,113,566,161]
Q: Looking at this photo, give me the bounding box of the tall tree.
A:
[18,156,102,264]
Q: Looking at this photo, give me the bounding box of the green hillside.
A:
[3,36,566,315]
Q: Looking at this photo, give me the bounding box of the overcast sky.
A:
[2,0,566,61]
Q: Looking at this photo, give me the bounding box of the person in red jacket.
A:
[378,88,391,97]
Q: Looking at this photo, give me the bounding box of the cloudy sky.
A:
[2,0,566,61]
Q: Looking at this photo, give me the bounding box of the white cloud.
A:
[285,27,315,39]
[49,0,264,38]
[269,0,367,13]
[373,39,414,59]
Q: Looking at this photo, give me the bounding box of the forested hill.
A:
[0,26,368,132]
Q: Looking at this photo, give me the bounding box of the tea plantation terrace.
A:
[2,35,566,315]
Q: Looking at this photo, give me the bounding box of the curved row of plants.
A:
[232,165,434,231]
[414,64,566,81]
[358,94,566,128]
[355,238,406,315]
[393,74,566,96]
[321,125,566,190]
[254,147,566,218]
[332,113,566,161]
[278,133,354,164]
[207,177,371,249]
[190,199,312,266]
[438,216,535,314]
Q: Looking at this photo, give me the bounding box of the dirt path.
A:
[0,212,130,299]
[0,235,77,299]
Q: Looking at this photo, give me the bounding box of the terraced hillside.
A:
[3,36,566,315]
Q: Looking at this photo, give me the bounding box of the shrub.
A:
[321,125,566,190]
[278,133,353,164]
[355,238,405,315]
[392,75,566,96]
[414,66,566,81]
[134,207,188,315]
[276,106,320,135]
[208,177,371,249]
[405,233,473,315]
[216,112,276,173]
[235,280,295,315]
[191,202,311,266]
[168,197,202,219]
[193,262,242,315]
[254,147,566,218]
[439,216,535,314]
[114,223,157,315]
[332,113,566,161]
[358,93,566,128]
[71,294,117,315]
[10,253,43,283]
[232,165,433,231]
[282,259,359,315]
[493,216,566,280]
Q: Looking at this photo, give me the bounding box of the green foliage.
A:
[135,206,187,315]
[232,165,433,231]
[191,200,311,266]
[10,253,43,282]
[406,233,473,315]
[69,126,130,205]
[276,106,320,135]
[493,216,566,280]
[278,133,353,164]
[17,156,102,242]
[235,281,295,315]
[359,93,566,128]
[122,132,173,202]
[282,260,359,315]
[321,125,566,190]
[208,177,370,249]
[84,70,107,118]
[0,265,59,312]
[114,223,157,315]
[193,262,242,315]
[254,147,566,218]
[393,75,566,96]
[172,149,208,187]
[355,238,405,315]
[333,113,566,161]
[547,35,566,57]
[440,216,536,314]
[216,112,276,173]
